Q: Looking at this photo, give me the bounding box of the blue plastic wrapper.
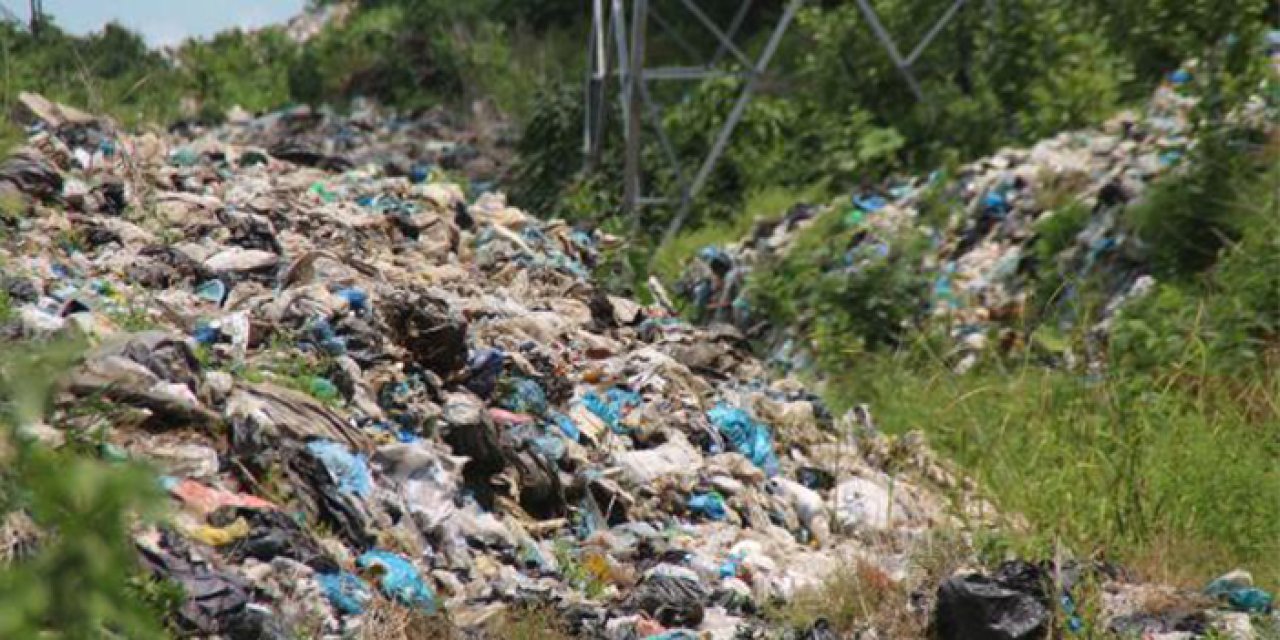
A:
[501,377,548,416]
[852,193,887,212]
[193,323,220,345]
[531,435,567,461]
[646,631,700,640]
[719,551,744,578]
[195,280,227,305]
[465,348,506,398]
[549,412,581,442]
[357,550,437,613]
[335,287,368,312]
[1206,575,1273,613]
[982,190,1010,215]
[318,572,372,615]
[706,403,780,477]
[688,492,727,521]
[582,388,643,434]
[305,318,347,356]
[307,440,373,498]
[409,164,432,184]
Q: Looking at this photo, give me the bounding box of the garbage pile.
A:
[194,95,511,195]
[0,90,1272,639]
[0,92,975,638]
[677,70,1253,373]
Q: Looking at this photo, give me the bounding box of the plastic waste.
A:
[465,348,505,398]
[308,377,340,402]
[501,377,548,416]
[187,517,251,547]
[688,492,727,521]
[318,572,373,615]
[629,564,708,628]
[582,387,643,434]
[195,279,227,305]
[1205,571,1273,613]
[357,550,437,613]
[550,411,581,442]
[306,440,373,498]
[852,193,887,212]
[165,478,277,516]
[304,318,347,356]
[335,287,368,312]
[934,563,1050,640]
[706,404,779,477]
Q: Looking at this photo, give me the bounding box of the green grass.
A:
[650,182,830,285]
[824,347,1280,589]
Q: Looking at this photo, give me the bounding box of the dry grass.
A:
[356,596,459,640]
[773,558,925,638]
[0,511,41,564]
[355,599,573,640]
[483,605,574,640]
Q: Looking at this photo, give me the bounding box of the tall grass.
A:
[825,344,1280,588]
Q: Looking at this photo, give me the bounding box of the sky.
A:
[6,0,306,47]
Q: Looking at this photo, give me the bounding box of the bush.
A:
[0,341,169,637]
[749,207,931,358]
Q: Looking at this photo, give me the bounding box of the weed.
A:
[484,605,573,640]
[770,557,922,637]
[107,305,158,332]
[356,596,456,640]
[552,540,606,599]
[0,289,12,325]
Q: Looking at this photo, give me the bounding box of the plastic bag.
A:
[934,563,1049,640]
[318,572,372,615]
[706,404,780,477]
[688,492,727,521]
[582,387,643,433]
[357,550,437,613]
[501,377,548,416]
[306,440,373,498]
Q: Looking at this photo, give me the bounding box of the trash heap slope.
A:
[678,72,1274,374]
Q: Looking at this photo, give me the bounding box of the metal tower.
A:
[583,0,978,244]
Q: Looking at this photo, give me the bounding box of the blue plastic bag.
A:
[357,550,437,613]
[305,318,347,356]
[1206,575,1273,613]
[982,190,1011,216]
[195,280,227,305]
[307,440,373,498]
[582,388,643,434]
[550,412,581,442]
[706,403,780,476]
[318,572,372,615]
[335,287,368,312]
[465,348,506,398]
[688,492,727,521]
[852,193,887,212]
[501,377,548,416]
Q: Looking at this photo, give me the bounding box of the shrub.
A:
[0,341,169,637]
